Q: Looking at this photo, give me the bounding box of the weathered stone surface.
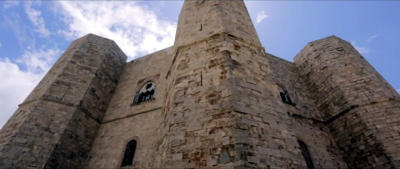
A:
[86,47,174,168]
[174,0,261,47]
[0,34,126,169]
[1,0,399,169]
[267,53,347,168]
[295,36,400,168]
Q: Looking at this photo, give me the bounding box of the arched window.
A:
[134,82,155,105]
[121,140,137,167]
[298,139,315,169]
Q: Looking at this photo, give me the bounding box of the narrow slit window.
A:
[121,140,137,167]
[298,140,315,169]
[134,82,156,105]
[279,90,295,106]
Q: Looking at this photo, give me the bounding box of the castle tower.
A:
[0,34,126,168]
[174,0,261,47]
[160,0,313,168]
[294,36,400,168]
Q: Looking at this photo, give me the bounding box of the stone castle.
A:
[1,0,399,168]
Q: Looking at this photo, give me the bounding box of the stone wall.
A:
[158,32,347,168]
[87,47,174,168]
[225,36,304,168]
[295,36,400,168]
[0,34,126,169]
[2,0,399,168]
[160,34,247,168]
[174,0,260,47]
[267,53,347,168]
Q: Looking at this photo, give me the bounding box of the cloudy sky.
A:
[0,1,399,128]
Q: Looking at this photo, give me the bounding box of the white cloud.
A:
[3,1,20,9]
[0,59,44,128]
[367,34,379,42]
[0,1,177,128]
[352,42,369,55]
[17,48,60,73]
[57,1,177,60]
[0,2,59,128]
[256,11,269,23]
[24,1,50,37]
[355,46,369,55]
[0,48,59,128]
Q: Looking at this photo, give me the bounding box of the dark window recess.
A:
[298,140,315,169]
[280,90,295,106]
[121,140,137,167]
[134,82,155,105]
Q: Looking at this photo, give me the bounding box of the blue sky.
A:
[0,1,399,127]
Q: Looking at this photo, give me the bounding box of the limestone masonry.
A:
[1,0,399,168]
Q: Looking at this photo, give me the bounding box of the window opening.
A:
[121,140,137,167]
[279,90,295,106]
[298,140,315,169]
[134,82,155,104]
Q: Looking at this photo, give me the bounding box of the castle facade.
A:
[1,0,399,168]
